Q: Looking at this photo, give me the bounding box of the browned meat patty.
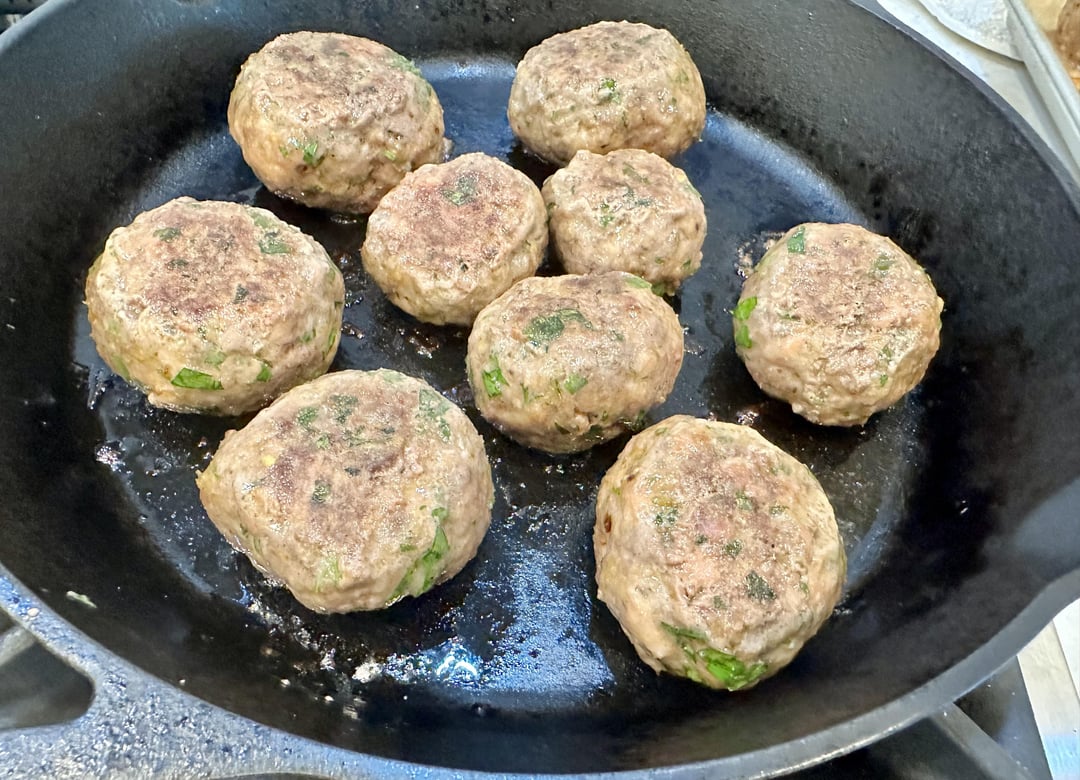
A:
[543,148,706,294]
[361,152,548,325]
[466,272,684,453]
[228,31,446,214]
[734,222,944,426]
[594,415,845,690]
[197,369,494,613]
[85,197,344,415]
[507,21,706,164]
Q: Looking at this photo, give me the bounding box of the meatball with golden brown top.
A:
[361,153,548,325]
[466,272,684,453]
[197,369,494,613]
[85,197,344,415]
[594,416,845,690]
[734,223,944,426]
[508,21,706,164]
[228,31,446,214]
[543,148,706,294]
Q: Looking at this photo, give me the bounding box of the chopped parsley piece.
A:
[746,571,776,602]
[300,328,316,343]
[441,173,478,206]
[390,525,450,601]
[258,232,291,255]
[598,201,615,227]
[432,506,449,522]
[879,373,889,386]
[383,148,398,161]
[625,275,652,290]
[418,388,452,441]
[314,556,342,592]
[563,373,588,394]
[387,52,423,77]
[330,394,358,425]
[723,539,743,558]
[734,490,753,511]
[297,406,318,428]
[622,163,649,183]
[621,410,649,432]
[598,77,621,104]
[699,647,768,690]
[870,253,894,278]
[154,227,181,242]
[661,622,768,690]
[301,140,322,167]
[733,296,758,321]
[524,308,592,350]
[786,226,807,254]
[249,210,275,230]
[311,480,332,504]
[585,424,605,441]
[481,355,507,397]
[734,323,752,349]
[254,362,272,383]
[233,284,249,303]
[171,367,222,390]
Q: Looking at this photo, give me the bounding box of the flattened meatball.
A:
[734,223,944,426]
[594,416,845,690]
[467,272,683,453]
[543,149,706,294]
[362,153,547,325]
[228,32,445,214]
[85,197,344,416]
[507,21,706,164]
[197,369,494,613]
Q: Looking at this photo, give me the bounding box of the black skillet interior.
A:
[1,0,1080,774]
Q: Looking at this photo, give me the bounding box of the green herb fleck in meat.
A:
[598,201,615,227]
[786,226,807,254]
[418,388,452,442]
[154,227,182,242]
[301,140,323,167]
[723,539,743,558]
[733,296,757,322]
[622,163,649,183]
[598,77,621,104]
[311,480,331,504]
[387,52,423,77]
[314,555,342,592]
[621,410,649,432]
[233,285,249,303]
[249,210,275,230]
[746,571,776,602]
[661,622,768,690]
[297,406,318,428]
[625,274,652,290]
[734,489,754,511]
[524,308,592,350]
[330,394,358,425]
[734,323,752,349]
[258,232,291,255]
[441,174,478,206]
[383,148,397,161]
[563,373,588,394]
[204,348,226,367]
[390,522,450,602]
[870,253,894,278]
[481,355,507,397]
[171,367,222,390]
[255,362,272,382]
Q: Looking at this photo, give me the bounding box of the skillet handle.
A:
[0,608,404,778]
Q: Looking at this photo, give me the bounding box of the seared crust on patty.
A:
[228,31,446,214]
[734,222,944,426]
[362,152,548,325]
[594,416,845,690]
[508,21,706,164]
[197,369,494,613]
[466,272,684,453]
[85,197,344,415]
[543,148,706,293]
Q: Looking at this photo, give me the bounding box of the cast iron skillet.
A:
[1,0,1079,776]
